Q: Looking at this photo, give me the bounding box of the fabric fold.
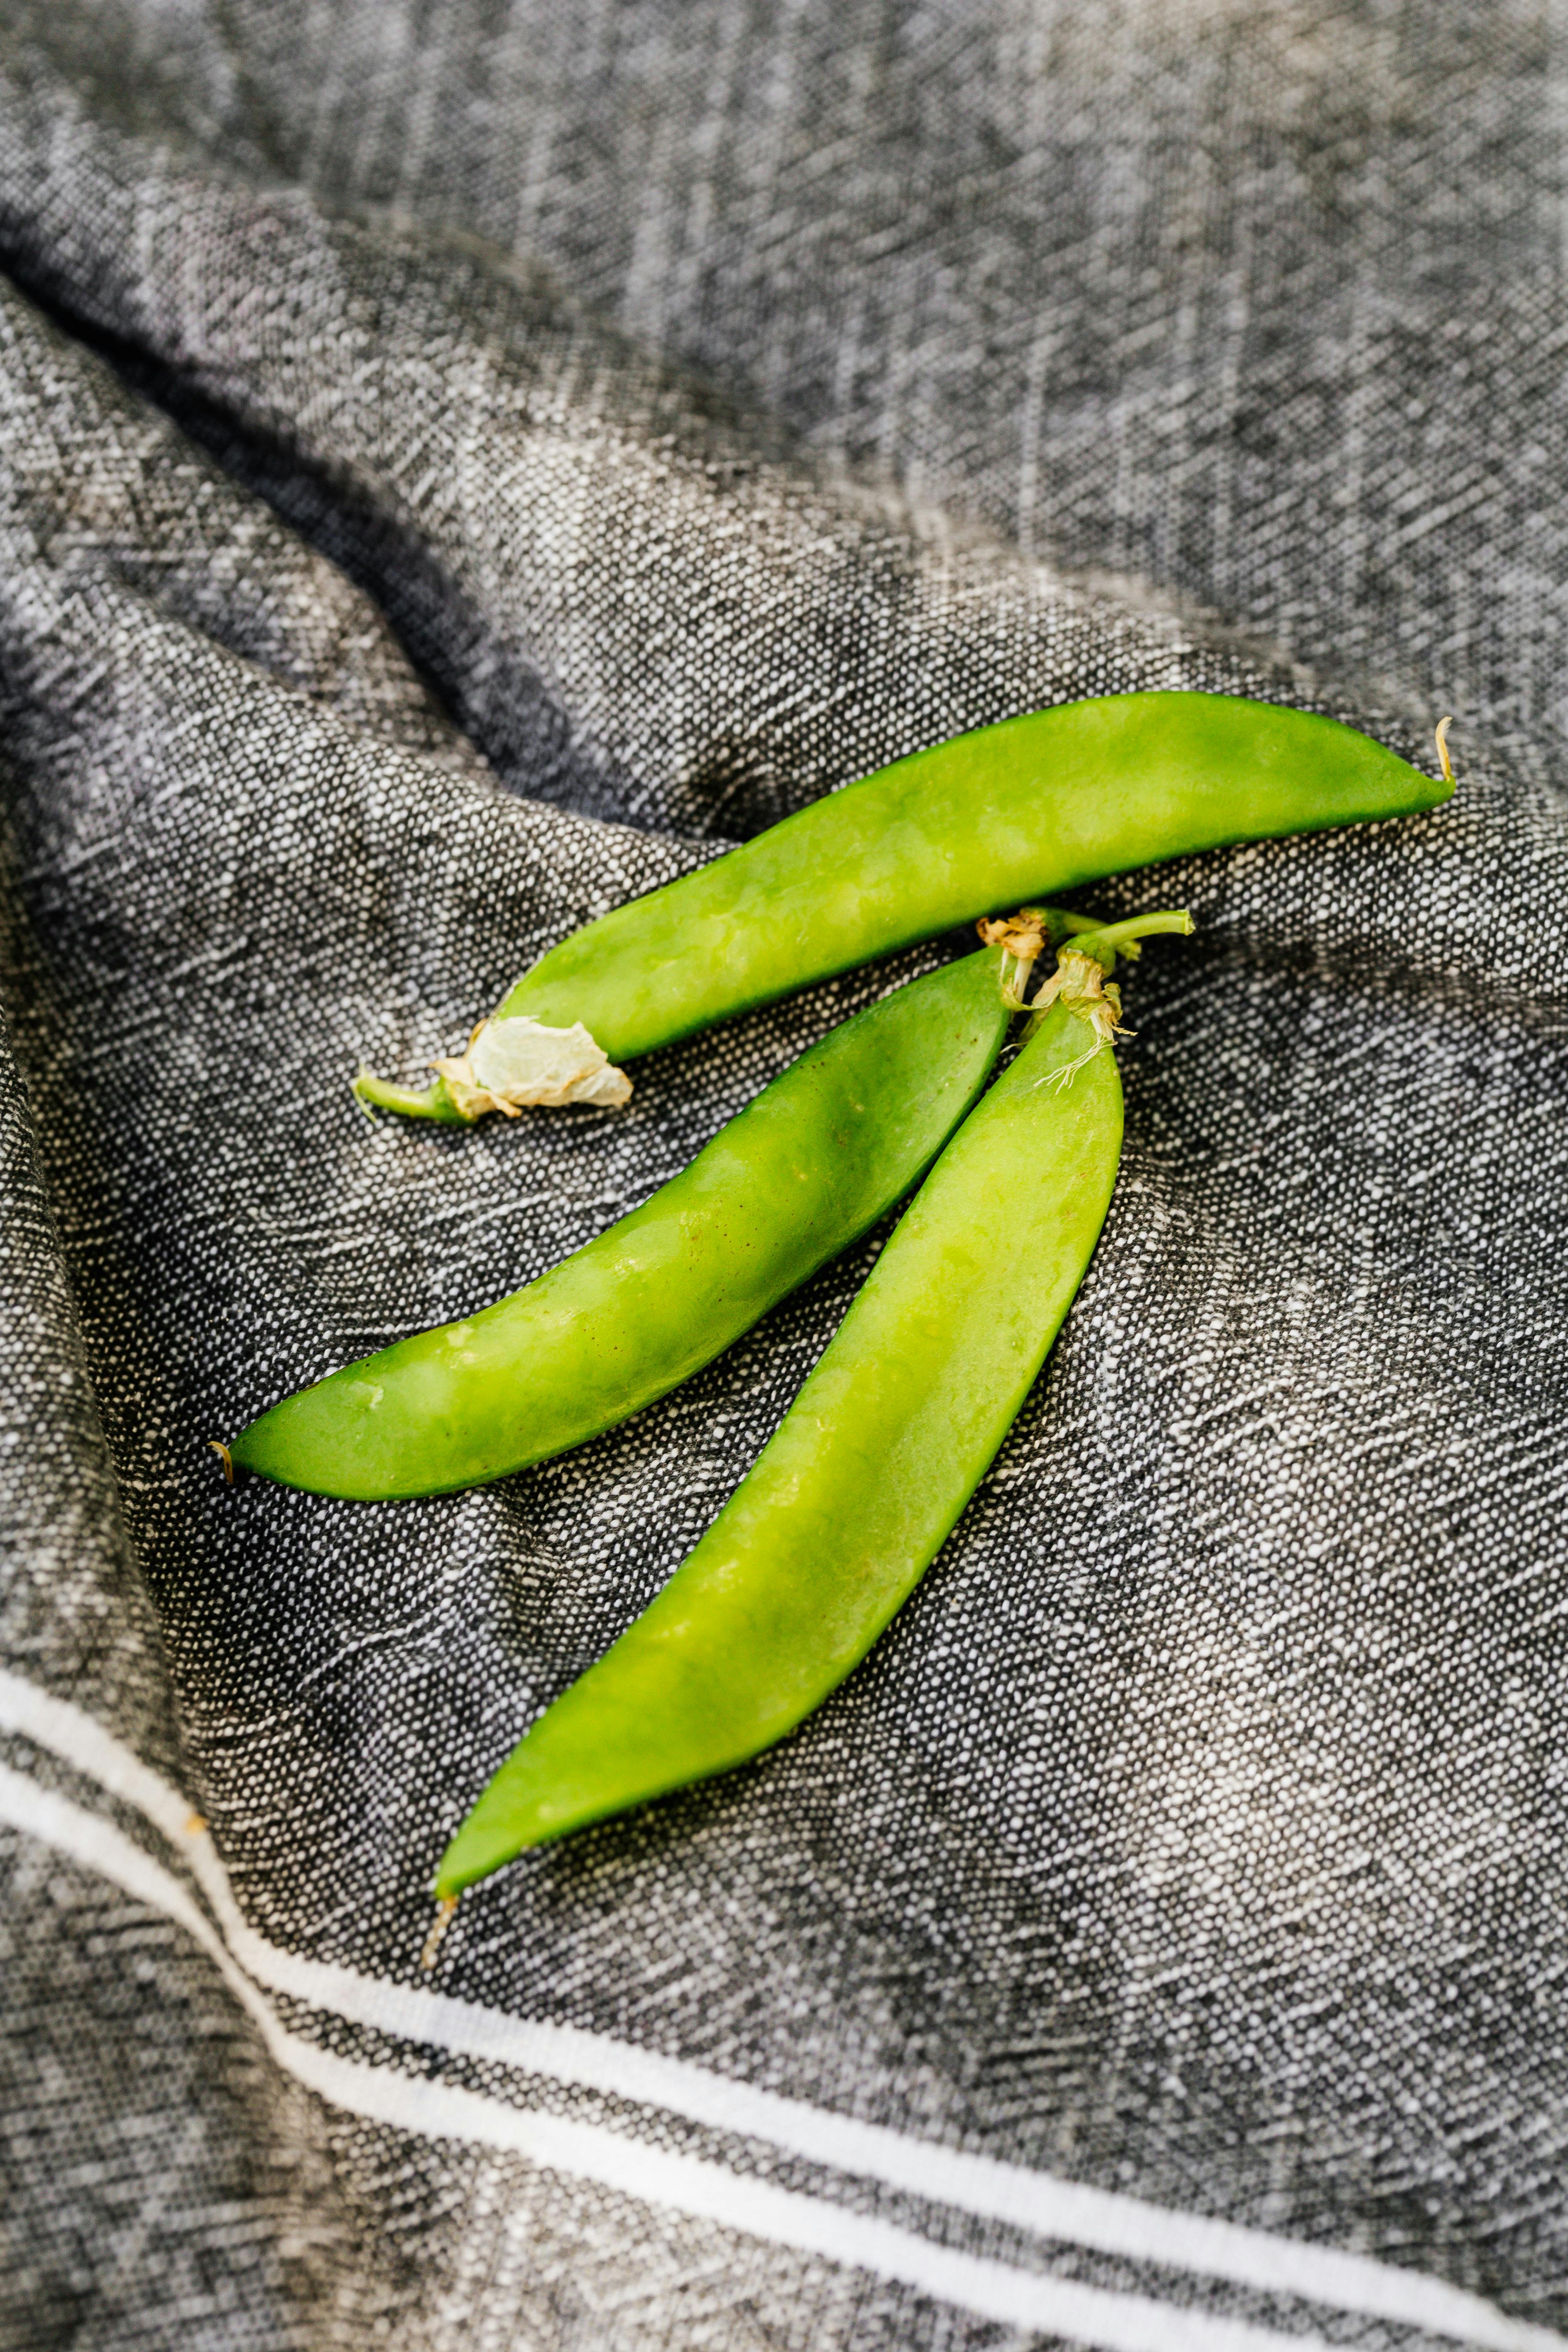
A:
[1,17,1567,2352]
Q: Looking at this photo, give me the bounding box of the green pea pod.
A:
[359,691,1447,1118]
[434,913,1184,1898]
[231,946,1017,1498]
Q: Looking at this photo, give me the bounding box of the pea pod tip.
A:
[420,1894,459,1970]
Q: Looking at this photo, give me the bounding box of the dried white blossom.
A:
[432,1017,632,1117]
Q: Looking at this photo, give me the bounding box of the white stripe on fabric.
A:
[0,1671,1561,2352]
[1,1762,1332,2352]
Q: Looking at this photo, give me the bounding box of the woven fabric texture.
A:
[1,8,1565,2350]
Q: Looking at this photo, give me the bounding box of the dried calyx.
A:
[1031,947,1128,1059]
[977,905,1114,1008]
[977,904,1194,1087]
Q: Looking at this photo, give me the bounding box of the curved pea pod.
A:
[433,917,1181,1898]
[231,947,1014,1498]
[360,691,1447,1119]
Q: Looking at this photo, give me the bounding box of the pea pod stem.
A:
[354,1069,472,1124]
[433,916,1189,1897]
[360,690,1447,1115]
[1057,908,1197,969]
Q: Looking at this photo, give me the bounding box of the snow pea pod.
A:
[232,946,1014,1498]
[359,690,1445,1119]
[434,912,1184,1898]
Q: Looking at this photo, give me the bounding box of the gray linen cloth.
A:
[1,8,1565,2349]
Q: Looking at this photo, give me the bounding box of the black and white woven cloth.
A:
[3,8,1566,2348]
